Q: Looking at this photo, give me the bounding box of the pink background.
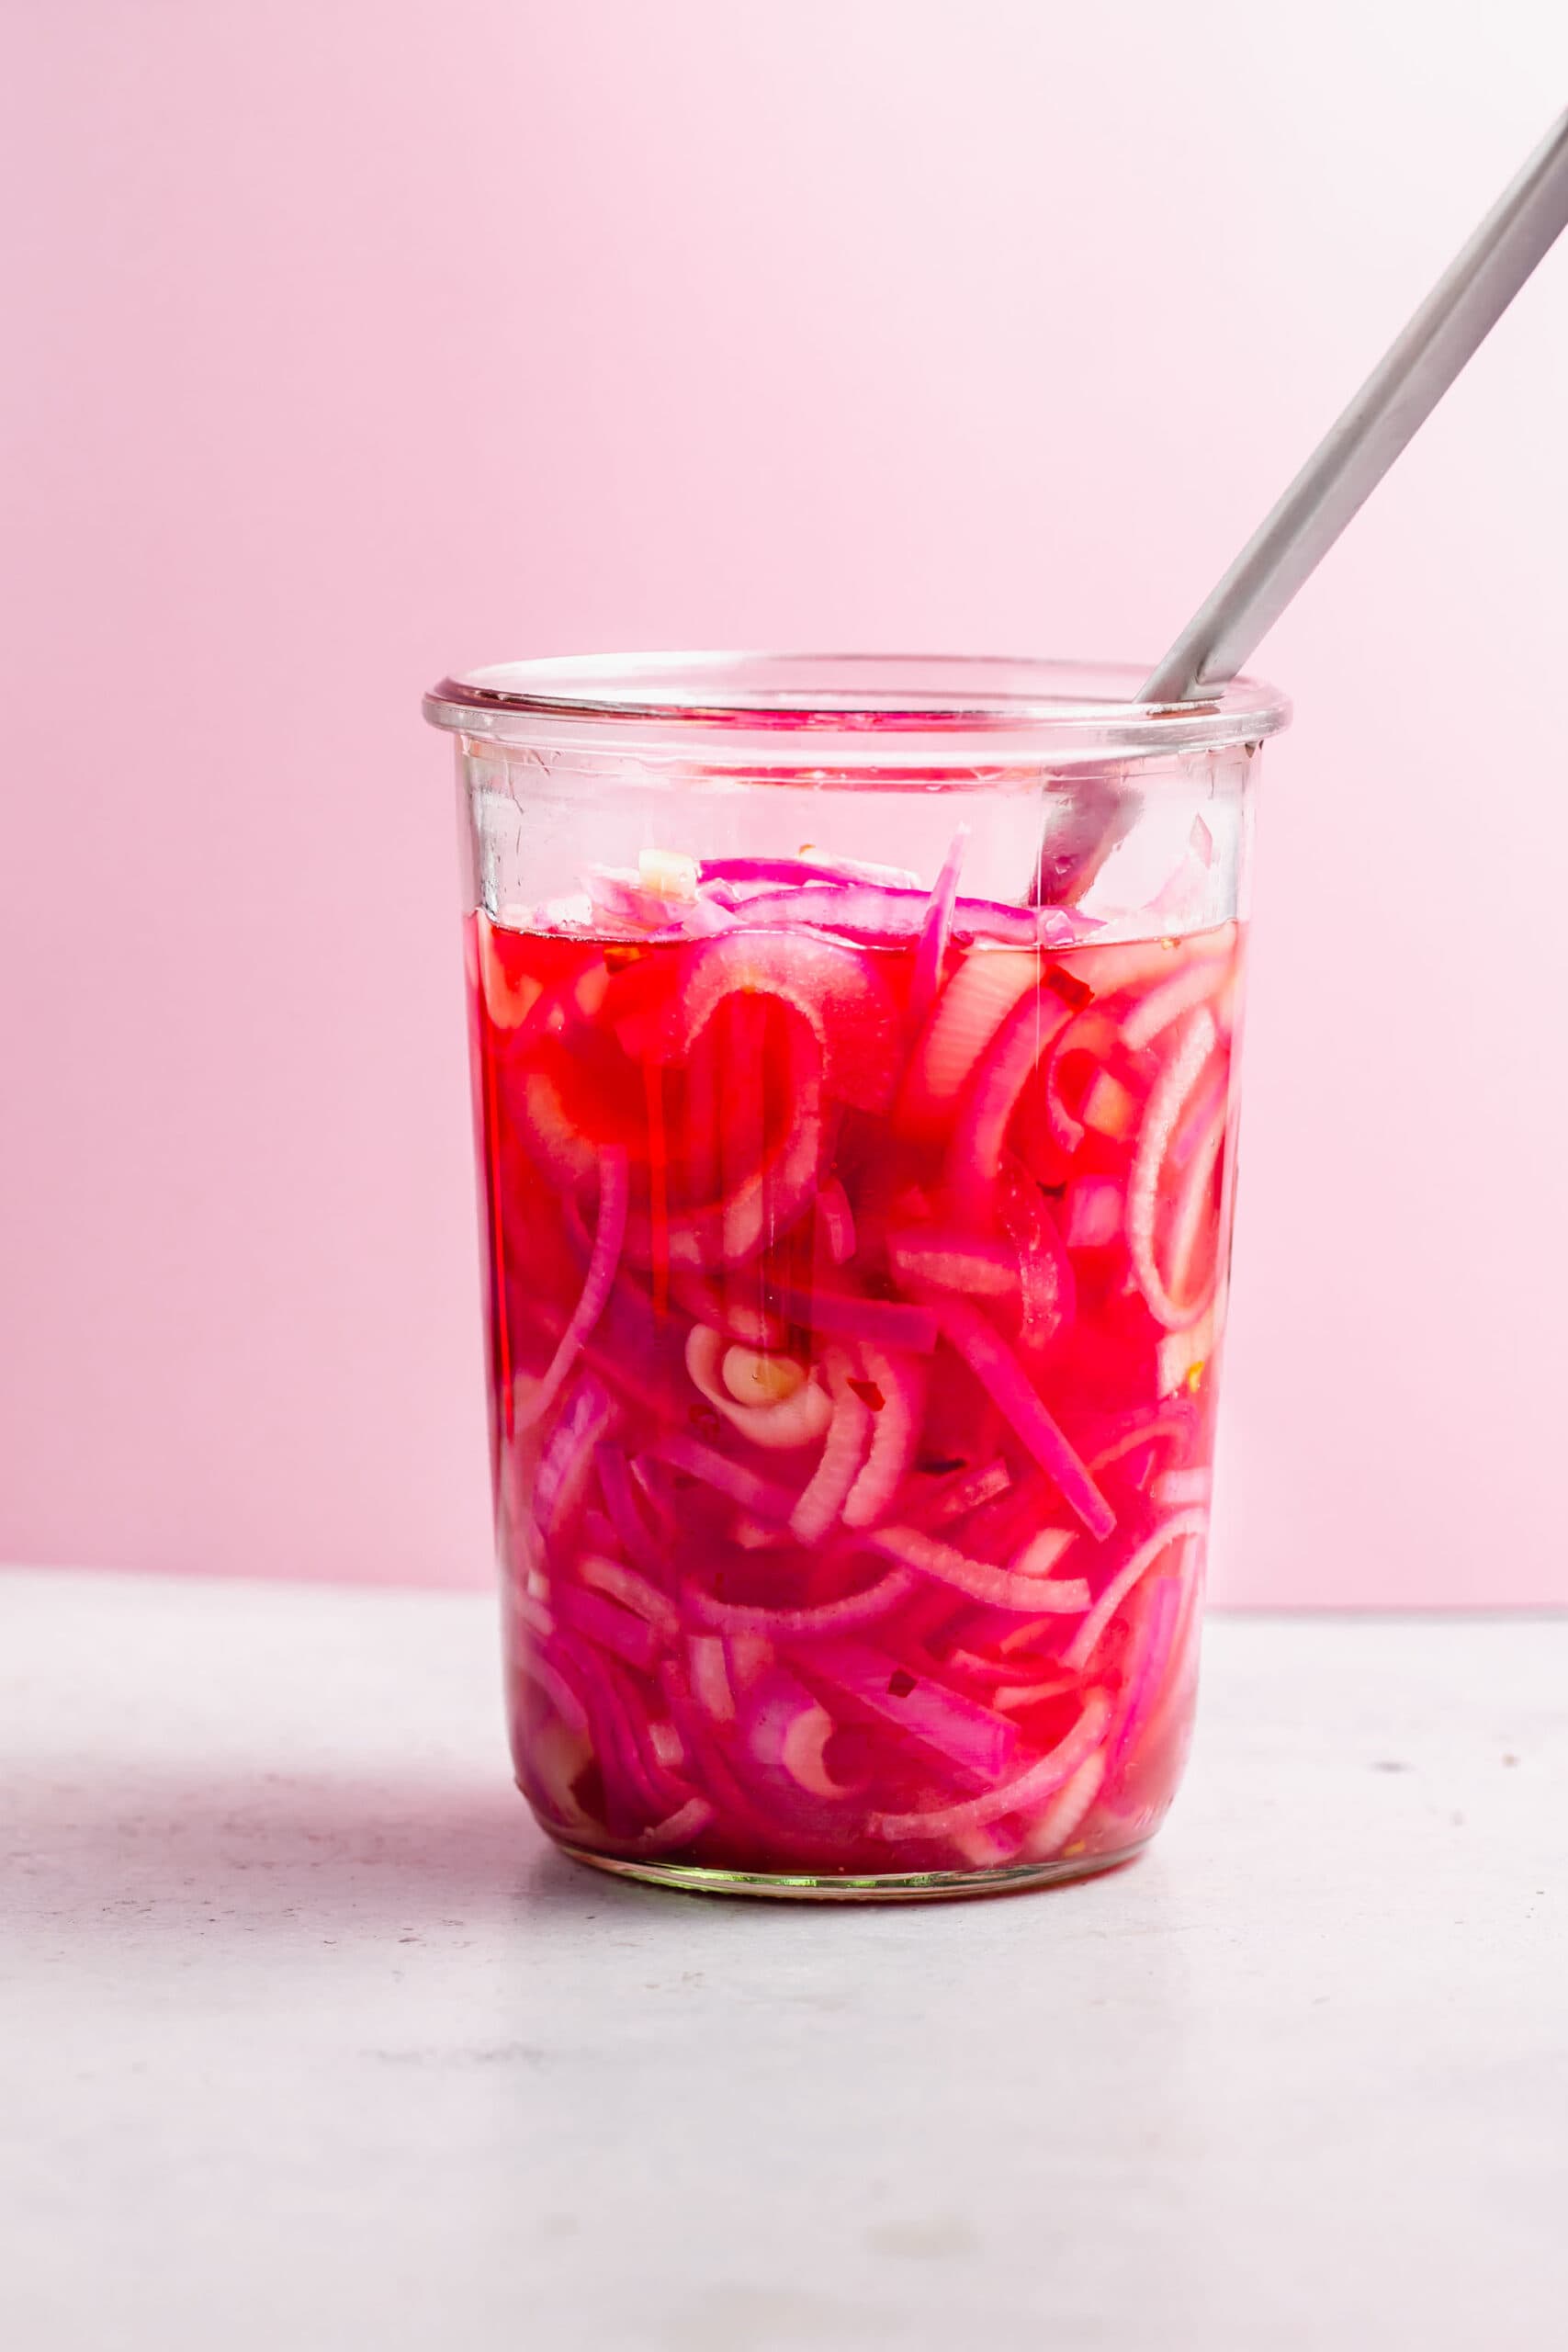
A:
[5,4,1566,1604]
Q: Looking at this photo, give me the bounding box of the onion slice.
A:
[809,1640,1021,1780]
[1062,1509,1209,1670]
[515,1148,628,1431]
[867,1522,1091,1614]
[842,1346,926,1531]
[790,1351,874,1544]
[869,1690,1112,1839]
[1126,1009,1221,1330]
[909,826,969,1031]
[933,1298,1115,1540]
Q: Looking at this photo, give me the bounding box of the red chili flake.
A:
[1044,966,1094,1011]
[847,1377,886,1412]
[689,1405,722,1438]
[887,1668,918,1699]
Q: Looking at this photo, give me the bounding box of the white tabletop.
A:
[2,1568,1562,2351]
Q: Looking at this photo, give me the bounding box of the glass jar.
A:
[423,654,1290,1898]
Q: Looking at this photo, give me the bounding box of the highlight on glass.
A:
[425,654,1289,1897]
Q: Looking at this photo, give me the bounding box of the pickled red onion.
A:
[809,1641,1021,1780]
[773,1285,940,1355]
[909,826,968,1030]
[683,1324,832,1451]
[933,1298,1115,1540]
[553,1581,662,1672]
[842,1346,926,1530]
[699,854,921,890]
[948,990,1076,1222]
[886,1228,1021,1300]
[1121,951,1232,1051]
[897,949,1038,1133]
[869,1690,1112,1840]
[866,1523,1091,1614]
[682,1567,919,1639]
[1020,1746,1108,1860]
[476,899,1242,1880]
[816,1177,857,1267]
[1063,1510,1209,1670]
[579,1554,682,1641]
[650,1432,795,1521]
[651,928,899,1112]
[1127,1009,1221,1329]
[514,1148,628,1431]
[790,1351,874,1544]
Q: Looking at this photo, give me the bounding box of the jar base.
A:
[554,1839,1149,1903]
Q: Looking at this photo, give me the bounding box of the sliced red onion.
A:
[514,1148,628,1432]
[773,1284,939,1355]
[1127,1008,1221,1330]
[952,899,1083,948]
[869,1689,1112,1839]
[517,1652,591,1738]
[807,1640,1020,1781]
[997,1158,1076,1354]
[667,1273,786,1350]
[587,1439,662,1571]
[476,913,547,1032]
[542,1631,681,1824]
[1163,1099,1228,1308]
[1121,950,1232,1052]
[933,1297,1115,1540]
[1063,1510,1209,1670]
[1064,1177,1124,1250]
[683,1323,832,1451]
[886,1227,1021,1300]
[627,1796,716,1853]
[897,948,1038,1134]
[909,826,969,1030]
[530,1374,615,1544]
[649,1431,796,1522]
[866,1523,1090,1614]
[483,906,1243,1878]
[580,1553,682,1642]
[699,854,921,889]
[1150,1465,1211,1509]
[1019,1746,1108,1860]
[682,1567,919,1639]
[948,990,1076,1224]
[909,1457,1012,1528]
[624,1020,826,1271]
[1156,1311,1214,1398]
[553,1581,663,1673]
[816,1176,857,1267]
[1057,934,1193,999]
[1010,1526,1077,1577]
[994,1673,1088,1713]
[790,1351,874,1544]
[1041,1008,1122,1154]
[742,1668,847,1798]
[652,928,900,1113]
[1103,1571,1188,1777]
[1087,1408,1197,1478]
[686,1633,737,1724]
[716,882,929,941]
[841,1345,926,1531]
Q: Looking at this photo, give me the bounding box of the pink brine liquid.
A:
[468,861,1242,1884]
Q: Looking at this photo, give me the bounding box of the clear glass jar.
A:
[424,654,1290,1898]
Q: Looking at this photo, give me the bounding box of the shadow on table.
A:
[3,1764,694,1946]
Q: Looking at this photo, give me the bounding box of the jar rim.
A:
[423,650,1289,765]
